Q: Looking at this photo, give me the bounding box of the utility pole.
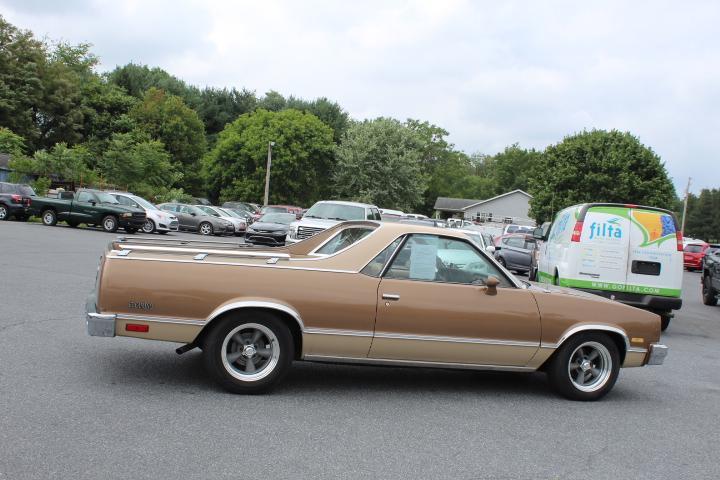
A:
[681,177,691,236]
[263,141,275,206]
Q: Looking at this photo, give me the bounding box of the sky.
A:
[2,0,719,194]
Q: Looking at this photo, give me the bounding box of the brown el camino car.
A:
[86,221,668,400]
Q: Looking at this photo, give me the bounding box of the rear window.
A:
[685,244,704,253]
[17,185,35,196]
[315,227,373,255]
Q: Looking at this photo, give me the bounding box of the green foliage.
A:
[9,143,95,184]
[0,127,26,156]
[484,144,541,195]
[204,109,335,206]
[129,88,206,193]
[99,132,178,198]
[682,189,720,242]
[334,118,426,211]
[30,176,51,196]
[528,130,677,222]
[152,187,195,204]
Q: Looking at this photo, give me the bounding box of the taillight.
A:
[571,221,584,242]
[676,231,683,252]
[126,324,149,333]
[10,194,21,204]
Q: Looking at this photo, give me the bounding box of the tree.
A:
[204,109,335,205]
[334,118,426,211]
[0,127,26,156]
[129,88,206,193]
[9,142,95,185]
[99,132,179,198]
[683,189,720,242]
[528,130,677,222]
[484,144,541,195]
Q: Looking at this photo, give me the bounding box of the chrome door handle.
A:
[382,294,400,300]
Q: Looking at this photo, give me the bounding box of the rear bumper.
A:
[646,343,668,365]
[683,258,702,268]
[85,295,116,337]
[577,288,682,311]
[4,203,29,217]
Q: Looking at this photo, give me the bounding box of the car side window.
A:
[505,237,524,248]
[373,208,382,221]
[385,234,511,286]
[315,227,374,255]
[116,196,136,207]
[77,191,93,203]
[366,209,374,220]
[361,237,404,277]
[180,206,193,214]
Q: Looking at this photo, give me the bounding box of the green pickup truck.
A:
[29,189,147,233]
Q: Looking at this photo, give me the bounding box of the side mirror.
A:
[485,245,496,253]
[296,214,302,220]
[190,212,197,216]
[485,275,499,295]
[90,201,96,206]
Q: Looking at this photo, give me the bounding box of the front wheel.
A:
[702,276,718,306]
[142,219,156,234]
[0,205,9,220]
[41,209,58,226]
[198,222,213,236]
[546,332,620,401]
[203,312,293,394]
[101,215,118,233]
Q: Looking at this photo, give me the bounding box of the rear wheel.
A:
[203,312,293,394]
[101,215,118,233]
[199,222,213,236]
[41,209,57,226]
[0,205,8,220]
[546,332,620,401]
[702,276,718,306]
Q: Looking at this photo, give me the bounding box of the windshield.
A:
[262,206,288,213]
[218,208,241,218]
[259,213,296,224]
[305,202,365,221]
[130,195,158,210]
[198,206,220,217]
[95,192,119,204]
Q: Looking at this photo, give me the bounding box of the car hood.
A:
[525,282,614,303]
[249,221,291,232]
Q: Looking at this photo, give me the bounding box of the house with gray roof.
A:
[434,189,534,225]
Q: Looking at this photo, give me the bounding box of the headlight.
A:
[121,213,132,218]
[247,227,256,233]
[287,226,298,239]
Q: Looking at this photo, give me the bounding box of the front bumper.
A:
[577,288,682,311]
[85,295,116,337]
[646,343,668,365]
[245,231,287,245]
[157,219,179,232]
[119,216,147,229]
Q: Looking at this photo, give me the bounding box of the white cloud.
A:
[2,0,719,193]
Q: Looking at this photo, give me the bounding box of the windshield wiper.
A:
[304,215,321,219]
[328,217,349,221]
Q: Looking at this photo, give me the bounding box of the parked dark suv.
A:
[702,244,720,306]
[0,182,35,221]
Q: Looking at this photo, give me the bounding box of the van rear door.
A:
[575,206,632,289]
[625,208,682,298]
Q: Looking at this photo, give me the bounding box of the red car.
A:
[684,242,709,271]
[254,205,303,221]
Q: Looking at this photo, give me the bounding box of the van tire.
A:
[702,277,718,306]
[660,314,671,331]
[553,272,560,286]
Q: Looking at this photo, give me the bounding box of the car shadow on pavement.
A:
[95,348,556,399]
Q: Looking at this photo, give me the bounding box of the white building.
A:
[434,189,534,225]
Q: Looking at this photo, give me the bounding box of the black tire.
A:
[702,276,718,306]
[546,332,620,401]
[529,266,537,281]
[198,222,214,236]
[202,311,293,394]
[660,314,671,331]
[498,257,506,268]
[142,219,155,234]
[125,227,138,234]
[0,204,9,220]
[101,215,118,233]
[41,209,57,226]
[553,272,560,286]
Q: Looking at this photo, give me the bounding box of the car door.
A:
[369,234,541,366]
[72,191,99,223]
[502,236,528,269]
[180,206,201,230]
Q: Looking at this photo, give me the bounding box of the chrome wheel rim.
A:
[221,323,279,382]
[0,206,6,219]
[43,211,54,224]
[200,223,212,235]
[568,341,612,392]
[103,217,115,231]
[142,219,154,233]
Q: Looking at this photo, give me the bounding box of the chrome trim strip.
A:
[303,327,374,337]
[627,347,648,354]
[115,244,291,259]
[116,313,206,326]
[107,255,357,274]
[381,294,400,300]
[207,301,305,330]
[541,324,631,351]
[373,331,539,348]
[303,355,535,372]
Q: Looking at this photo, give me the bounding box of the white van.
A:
[535,203,683,331]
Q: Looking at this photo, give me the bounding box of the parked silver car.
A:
[158,203,234,236]
[110,192,179,234]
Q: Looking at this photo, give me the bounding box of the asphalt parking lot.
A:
[1,221,719,480]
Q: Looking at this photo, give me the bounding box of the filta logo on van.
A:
[588,218,623,240]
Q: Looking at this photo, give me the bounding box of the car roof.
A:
[313,200,377,208]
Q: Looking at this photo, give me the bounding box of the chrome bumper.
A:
[647,343,668,365]
[85,294,116,337]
